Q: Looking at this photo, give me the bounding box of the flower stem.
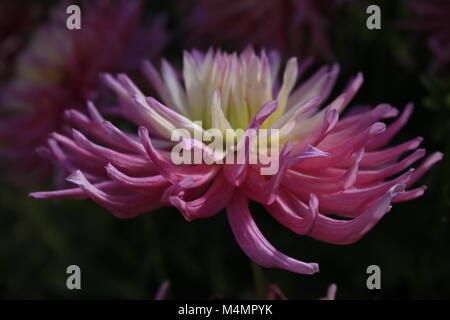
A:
[251,261,266,299]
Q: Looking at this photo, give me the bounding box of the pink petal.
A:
[169,174,234,221]
[105,163,169,193]
[66,170,163,219]
[139,126,219,186]
[227,193,319,275]
[366,103,414,150]
[224,100,278,186]
[308,184,405,244]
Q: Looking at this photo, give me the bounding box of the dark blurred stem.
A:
[251,262,266,299]
[144,218,167,280]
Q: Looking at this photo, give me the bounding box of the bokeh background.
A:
[0,0,449,299]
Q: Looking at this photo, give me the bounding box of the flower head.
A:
[184,0,344,59]
[31,48,442,275]
[0,0,168,182]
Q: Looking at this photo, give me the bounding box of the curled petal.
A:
[169,174,234,221]
[265,189,317,235]
[105,163,169,193]
[244,143,330,204]
[366,103,414,150]
[227,192,319,275]
[407,152,443,187]
[139,126,219,186]
[65,170,163,219]
[284,149,362,194]
[291,108,339,153]
[336,137,423,168]
[298,122,385,170]
[355,148,426,185]
[329,104,398,139]
[393,186,427,203]
[302,169,414,217]
[72,129,154,175]
[308,184,405,244]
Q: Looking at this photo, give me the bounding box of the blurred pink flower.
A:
[0,1,43,79]
[154,281,170,300]
[155,281,336,299]
[267,283,337,300]
[184,0,345,60]
[31,48,442,275]
[0,0,168,183]
[407,0,450,71]
[318,283,337,300]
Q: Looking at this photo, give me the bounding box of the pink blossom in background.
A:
[267,283,337,300]
[0,0,168,183]
[0,1,43,79]
[406,0,450,72]
[31,48,442,275]
[154,281,170,300]
[266,284,288,300]
[318,283,337,300]
[154,281,336,299]
[183,0,346,60]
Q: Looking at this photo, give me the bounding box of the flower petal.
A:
[227,192,319,275]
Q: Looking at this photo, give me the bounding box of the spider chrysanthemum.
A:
[31,48,442,274]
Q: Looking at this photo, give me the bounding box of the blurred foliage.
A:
[0,0,449,299]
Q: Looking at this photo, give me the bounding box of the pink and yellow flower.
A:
[0,0,168,182]
[31,48,442,274]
